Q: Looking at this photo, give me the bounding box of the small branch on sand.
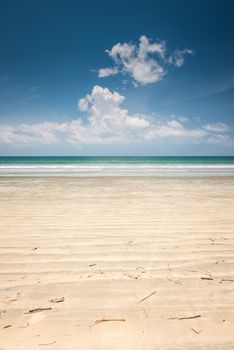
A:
[221,278,234,282]
[191,328,201,334]
[95,318,125,325]
[38,341,57,346]
[3,324,12,329]
[88,264,96,267]
[178,315,201,320]
[49,297,64,303]
[137,291,156,304]
[201,277,213,281]
[142,308,149,318]
[168,315,201,320]
[24,308,52,314]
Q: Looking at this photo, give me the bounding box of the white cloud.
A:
[71,85,150,144]
[98,67,119,78]
[98,35,193,85]
[0,122,68,145]
[169,49,193,67]
[78,94,92,111]
[203,122,229,133]
[144,119,207,141]
[207,134,233,145]
[0,86,231,147]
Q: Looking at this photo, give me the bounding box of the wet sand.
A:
[0,177,234,349]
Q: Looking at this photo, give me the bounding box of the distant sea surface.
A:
[0,156,234,176]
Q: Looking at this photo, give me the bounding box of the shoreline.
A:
[1,174,234,178]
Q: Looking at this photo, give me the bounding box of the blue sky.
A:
[0,0,234,155]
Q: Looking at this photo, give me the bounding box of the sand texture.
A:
[0,177,234,349]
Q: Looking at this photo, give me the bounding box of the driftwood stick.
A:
[191,328,201,334]
[49,297,64,303]
[95,318,125,325]
[3,324,12,329]
[221,279,234,282]
[178,315,201,320]
[25,307,52,314]
[38,341,57,346]
[137,291,156,303]
[143,308,149,318]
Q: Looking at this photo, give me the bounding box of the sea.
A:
[0,156,234,176]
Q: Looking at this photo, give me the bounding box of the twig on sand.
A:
[38,341,57,346]
[201,277,213,281]
[168,315,201,320]
[24,308,52,314]
[178,315,201,320]
[95,318,125,325]
[142,308,149,318]
[137,291,156,304]
[221,279,234,282]
[191,328,201,334]
[49,297,64,303]
[3,324,12,329]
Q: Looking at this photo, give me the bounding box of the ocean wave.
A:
[0,163,234,176]
[1,164,234,168]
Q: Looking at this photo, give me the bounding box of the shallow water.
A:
[0,156,234,176]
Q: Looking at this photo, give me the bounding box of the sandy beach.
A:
[0,176,234,350]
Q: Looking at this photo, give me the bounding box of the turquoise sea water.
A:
[0,156,234,176]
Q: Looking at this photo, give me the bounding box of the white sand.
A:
[0,177,234,349]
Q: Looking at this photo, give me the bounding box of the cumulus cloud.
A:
[98,35,193,85]
[0,86,231,147]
